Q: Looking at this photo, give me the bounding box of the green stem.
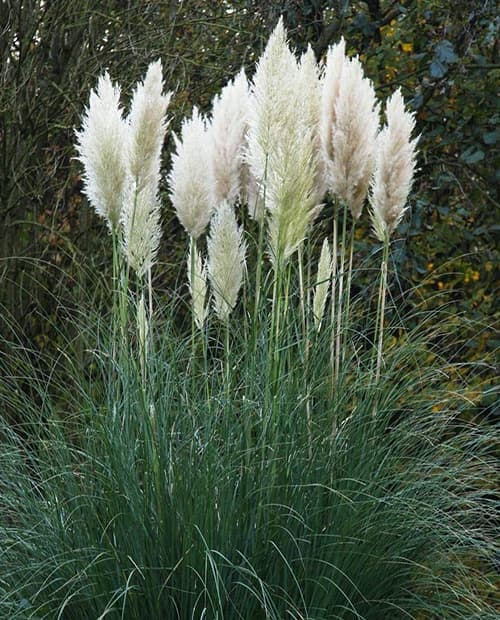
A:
[224,319,230,396]
[342,221,356,364]
[270,259,281,391]
[253,215,265,334]
[334,203,348,385]
[147,266,153,319]
[265,252,284,455]
[298,245,306,341]
[252,157,268,353]
[189,236,197,365]
[330,200,338,438]
[111,227,119,361]
[299,242,312,459]
[375,236,389,387]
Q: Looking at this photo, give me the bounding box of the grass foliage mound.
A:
[0,276,497,618]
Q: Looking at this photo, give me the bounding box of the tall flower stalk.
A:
[75,73,130,233]
[207,201,246,391]
[75,72,130,349]
[169,107,215,349]
[76,62,170,361]
[247,19,321,272]
[122,60,170,315]
[369,89,418,388]
[246,20,322,412]
[321,40,379,392]
[210,69,250,206]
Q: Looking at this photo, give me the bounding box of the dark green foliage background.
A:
[1,1,498,379]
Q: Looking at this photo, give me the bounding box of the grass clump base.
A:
[0,299,497,619]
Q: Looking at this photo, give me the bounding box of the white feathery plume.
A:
[298,45,327,202]
[207,202,246,322]
[121,60,170,277]
[210,69,250,205]
[188,245,208,330]
[169,107,215,240]
[240,165,265,222]
[75,72,130,231]
[320,38,345,167]
[330,56,379,219]
[127,60,171,193]
[247,18,320,265]
[246,18,298,186]
[298,45,320,130]
[323,50,380,220]
[265,135,321,265]
[121,184,162,278]
[137,292,149,354]
[313,238,332,332]
[370,89,418,241]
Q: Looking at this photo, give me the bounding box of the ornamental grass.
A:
[0,20,497,620]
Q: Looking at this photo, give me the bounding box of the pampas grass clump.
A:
[0,20,497,620]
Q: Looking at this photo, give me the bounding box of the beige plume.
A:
[370,89,418,241]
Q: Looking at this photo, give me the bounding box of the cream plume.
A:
[265,135,321,266]
[320,38,345,166]
[210,69,250,205]
[188,245,208,330]
[322,46,380,219]
[169,107,215,240]
[127,60,170,193]
[240,165,265,222]
[370,89,418,241]
[246,18,320,265]
[298,45,327,202]
[121,184,162,278]
[246,18,298,186]
[121,60,170,277]
[207,202,246,322]
[313,238,332,332]
[137,292,149,354]
[75,72,130,231]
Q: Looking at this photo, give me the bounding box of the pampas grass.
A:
[313,237,332,332]
[369,89,419,385]
[207,201,246,324]
[370,89,418,242]
[324,54,379,221]
[188,244,208,331]
[169,107,215,240]
[0,20,496,620]
[246,17,320,268]
[75,72,130,232]
[121,60,170,280]
[210,69,250,206]
[320,40,380,389]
